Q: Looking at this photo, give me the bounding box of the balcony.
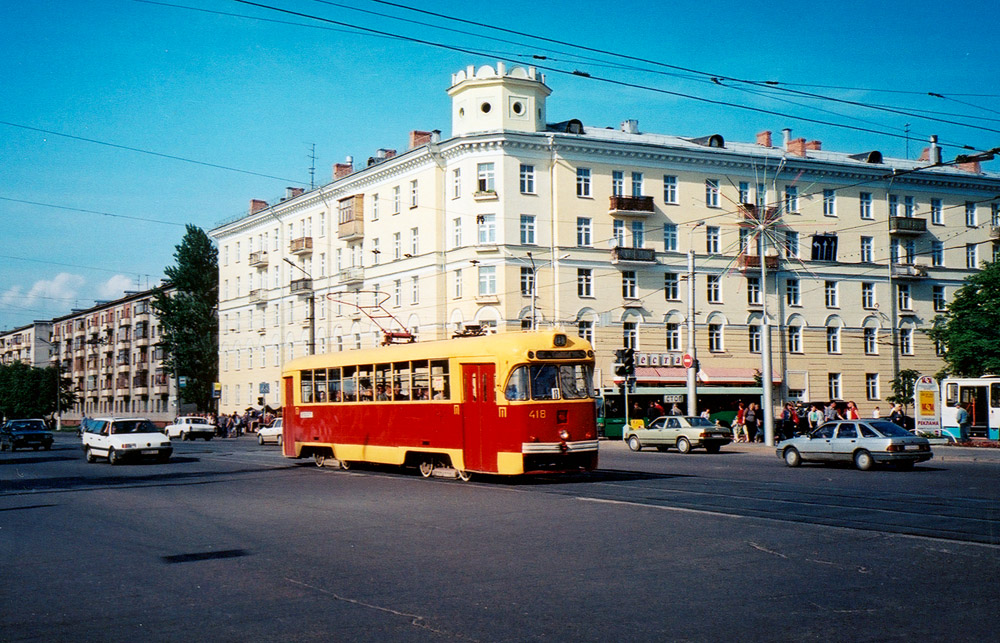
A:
[608,195,655,217]
[889,216,927,235]
[990,226,1000,240]
[738,254,780,272]
[337,266,364,286]
[289,237,313,255]
[738,203,781,225]
[892,263,928,279]
[338,218,364,241]
[249,250,269,267]
[249,288,268,305]
[290,278,313,295]
[611,247,657,264]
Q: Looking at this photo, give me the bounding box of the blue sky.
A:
[2,0,998,330]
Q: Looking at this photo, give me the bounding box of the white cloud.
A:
[6,272,87,308]
[97,274,135,301]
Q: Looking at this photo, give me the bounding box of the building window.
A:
[520,267,534,296]
[705,179,720,208]
[933,285,946,312]
[784,230,799,258]
[748,325,761,353]
[967,243,978,269]
[393,280,402,307]
[452,218,462,248]
[478,214,496,245]
[824,281,839,308]
[390,186,400,214]
[452,168,461,199]
[578,269,593,297]
[826,326,841,353]
[631,172,643,197]
[622,271,637,299]
[707,275,721,303]
[756,183,767,209]
[931,240,944,267]
[410,180,418,208]
[576,217,592,247]
[890,238,901,264]
[859,192,873,219]
[862,282,876,309]
[888,194,899,217]
[931,198,943,225]
[739,228,752,254]
[519,164,535,194]
[738,181,750,204]
[904,196,915,217]
[784,186,799,213]
[828,373,842,400]
[663,224,678,252]
[706,226,720,254]
[453,269,462,298]
[478,265,496,296]
[623,321,638,350]
[864,327,878,354]
[477,163,495,193]
[392,232,401,260]
[611,170,624,197]
[747,276,760,306]
[411,276,419,305]
[664,273,679,300]
[786,279,800,306]
[788,326,802,353]
[862,373,878,400]
[630,220,644,248]
[904,239,916,264]
[823,189,836,216]
[666,323,680,351]
[663,175,678,204]
[966,201,977,227]
[708,324,724,352]
[861,236,873,263]
[901,328,914,355]
[520,215,536,245]
[576,168,591,197]
[897,284,912,311]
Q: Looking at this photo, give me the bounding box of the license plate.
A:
[141,449,157,455]
[905,445,921,451]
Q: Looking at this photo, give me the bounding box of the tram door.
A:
[461,363,497,472]
[959,385,988,437]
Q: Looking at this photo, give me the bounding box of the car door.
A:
[88,421,111,456]
[804,424,835,460]
[662,417,682,447]
[829,423,858,463]
[641,417,666,445]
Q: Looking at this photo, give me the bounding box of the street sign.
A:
[682,353,694,369]
[178,376,188,388]
[259,382,270,394]
[212,382,221,399]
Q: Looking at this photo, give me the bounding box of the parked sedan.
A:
[257,418,283,445]
[0,419,54,451]
[625,415,733,454]
[163,416,215,441]
[777,419,933,470]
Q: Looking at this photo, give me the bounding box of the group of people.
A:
[215,409,278,438]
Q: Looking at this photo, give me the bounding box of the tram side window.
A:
[393,362,411,400]
[412,360,430,400]
[314,369,327,402]
[375,363,391,400]
[301,370,313,404]
[328,368,341,402]
[945,383,957,405]
[992,384,1000,407]
[505,367,530,401]
[358,365,374,401]
[342,365,358,402]
[431,360,450,399]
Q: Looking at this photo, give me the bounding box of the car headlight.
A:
[120,443,135,449]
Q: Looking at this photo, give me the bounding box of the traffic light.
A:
[623,348,636,376]
[614,349,628,377]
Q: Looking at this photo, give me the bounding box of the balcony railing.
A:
[290,278,313,294]
[738,203,781,225]
[249,250,269,267]
[892,263,928,279]
[611,247,657,263]
[889,216,927,235]
[249,288,268,304]
[608,195,655,216]
[290,237,313,254]
[337,267,364,285]
[338,218,364,241]
[738,254,780,271]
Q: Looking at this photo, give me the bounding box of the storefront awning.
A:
[628,366,781,385]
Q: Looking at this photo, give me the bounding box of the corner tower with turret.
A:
[447,63,551,137]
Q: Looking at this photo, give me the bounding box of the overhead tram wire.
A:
[0,197,187,228]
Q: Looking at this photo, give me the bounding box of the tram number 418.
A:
[528,410,547,419]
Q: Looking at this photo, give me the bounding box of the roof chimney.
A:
[787,138,808,157]
[249,199,268,214]
[409,130,433,149]
[333,156,354,179]
[756,130,772,147]
[285,187,304,200]
[782,128,792,151]
[621,119,639,134]
[805,140,822,151]
[930,135,942,165]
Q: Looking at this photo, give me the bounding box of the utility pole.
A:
[687,221,705,416]
[283,258,315,355]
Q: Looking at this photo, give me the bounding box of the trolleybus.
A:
[940,376,1000,440]
[280,331,599,478]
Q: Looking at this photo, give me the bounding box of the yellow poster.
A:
[919,390,935,415]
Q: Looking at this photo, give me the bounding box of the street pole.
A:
[759,223,775,446]
[284,258,315,356]
[687,221,704,416]
[528,252,537,331]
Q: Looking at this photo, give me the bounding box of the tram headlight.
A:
[558,429,570,440]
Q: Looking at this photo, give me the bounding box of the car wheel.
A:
[419,461,434,478]
[277,435,283,446]
[108,448,119,465]
[627,435,642,452]
[783,447,802,467]
[258,435,265,445]
[853,449,874,471]
[181,432,188,441]
[676,437,692,454]
[705,443,721,454]
[86,447,96,463]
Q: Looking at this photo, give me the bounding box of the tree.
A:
[0,362,77,420]
[927,260,1000,377]
[153,225,218,412]
[886,368,921,412]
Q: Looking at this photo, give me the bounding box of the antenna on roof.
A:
[308,143,316,190]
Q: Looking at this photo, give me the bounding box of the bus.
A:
[940,376,1000,440]
[280,331,599,478]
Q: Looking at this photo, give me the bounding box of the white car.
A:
[257,418,283,445]
[82,417,172,464]
[164,416,215,441]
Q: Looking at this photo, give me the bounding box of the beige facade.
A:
[1,322,53,368]
[210,62,1000,415]
[48,287,184,422]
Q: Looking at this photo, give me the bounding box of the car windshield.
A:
[8,420,46,432]
[867,420,914,437]
[685,417,714,427]
[111,420,159,434]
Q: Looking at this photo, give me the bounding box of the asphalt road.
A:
[1,434,998,642]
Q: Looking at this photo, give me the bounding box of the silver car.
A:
[776,419,933,470]
[625,415,733,454]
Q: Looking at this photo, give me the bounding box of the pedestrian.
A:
[807,404,823,431]
[872,406,881,419]
[700,407,711,421]
[846,401,860,420]
[956,401,971,442]
[889,404,906,428]
[735,402,747,442]
[744,403,757,443]
[824,401,840,424]
[670,403,682,416]
[779,403,796,441]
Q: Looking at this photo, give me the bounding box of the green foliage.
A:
[886,368,921,411]
[927,260,1000,377]
[0,362,77,420]
[152,225,219,412]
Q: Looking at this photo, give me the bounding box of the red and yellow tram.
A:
[281,331,599,477]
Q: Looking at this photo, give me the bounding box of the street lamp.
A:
[506,250,569,330]
[283,258,315,356]
[687,221,705,416]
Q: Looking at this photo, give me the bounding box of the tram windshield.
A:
[504,364,594,401]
